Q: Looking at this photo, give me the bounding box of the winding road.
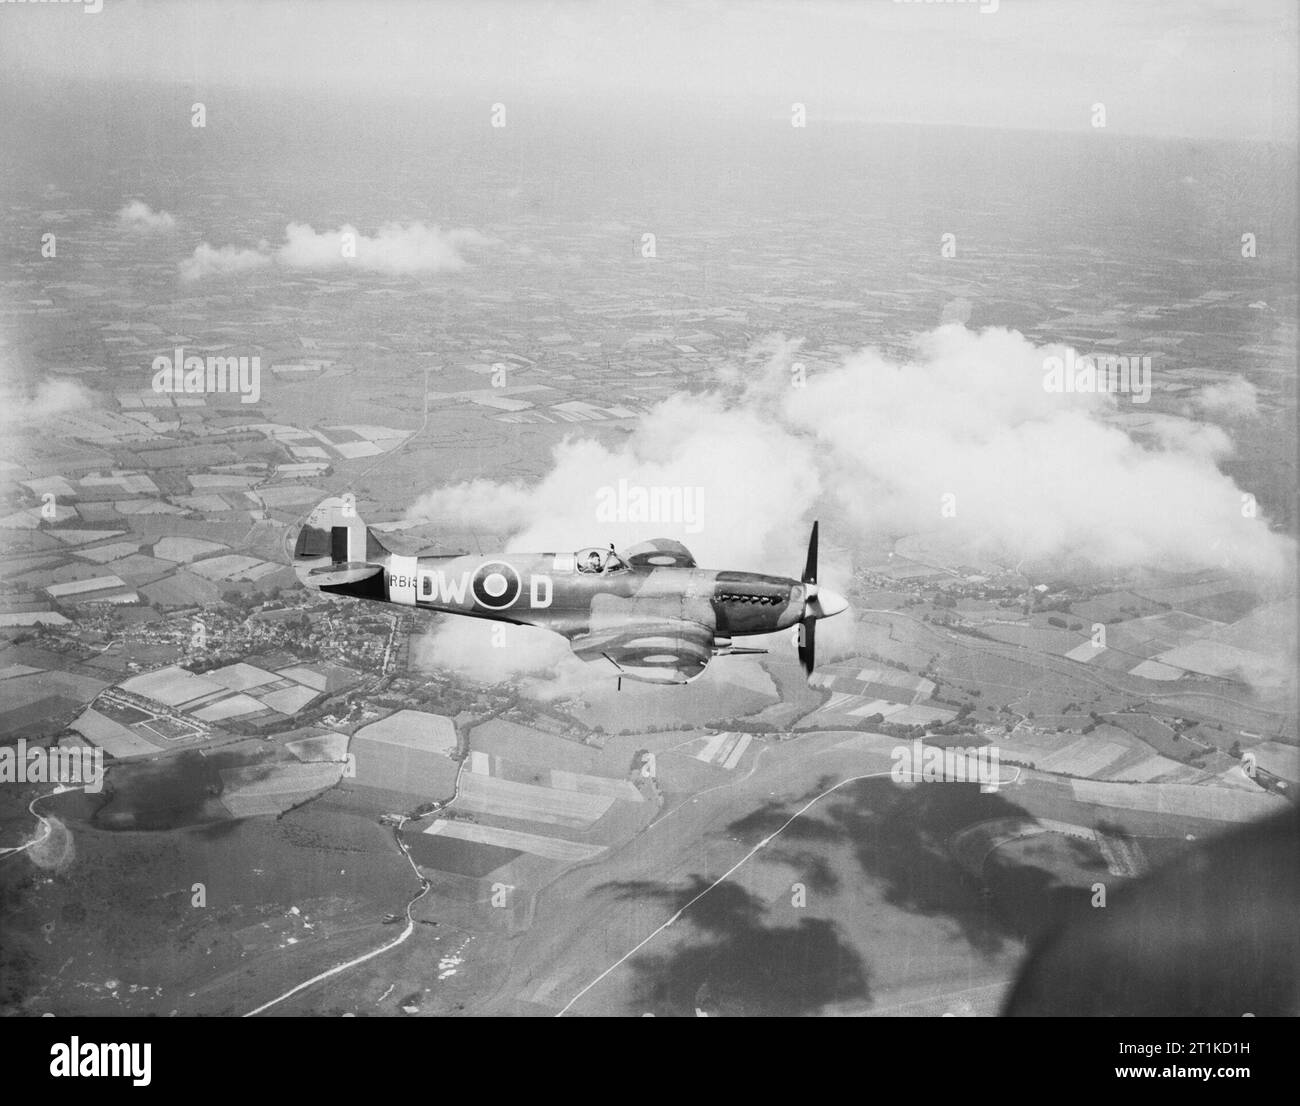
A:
[243,753,468,1017]
[0,785,81,861]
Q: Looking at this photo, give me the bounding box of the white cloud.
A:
[785,326,1291,579]
[406,392,823,573]
[404,325,1295,686]
[413,618,574,686]
[0,378,95,435]
[1191,377,1260,418]
[277,221,496,274]
[411,325,1294,582]
[414,318,1294,574]
[178,242,272,282]
[117,201,176,232]
[178,222,494,281]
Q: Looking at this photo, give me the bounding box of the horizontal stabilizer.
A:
[304,562,385,588]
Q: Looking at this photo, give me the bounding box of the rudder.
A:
[294,495,390,589]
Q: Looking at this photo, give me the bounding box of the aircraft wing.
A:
[566,617,714,685]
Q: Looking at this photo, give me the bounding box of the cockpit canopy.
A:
[573,547,626,574]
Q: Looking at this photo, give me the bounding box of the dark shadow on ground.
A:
[596,875,869,1016]
[728,775,1100,953]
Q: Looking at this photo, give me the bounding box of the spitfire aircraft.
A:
[293,496,848,685]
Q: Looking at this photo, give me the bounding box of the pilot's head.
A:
[586,551,602,571]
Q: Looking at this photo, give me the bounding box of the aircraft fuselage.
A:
[293,496,848,683]
[317,547,808,641]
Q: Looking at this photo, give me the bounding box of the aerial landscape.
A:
[0,0,1296,1020]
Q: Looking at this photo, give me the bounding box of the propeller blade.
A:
[798,616,816,677]
[802,520,818,585]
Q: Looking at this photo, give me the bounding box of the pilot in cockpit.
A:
[580,550,604,574]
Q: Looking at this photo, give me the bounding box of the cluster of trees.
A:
[220,586,287,609]
[862,651,911,673]
[939,621,996,641]
[704,718,777,734]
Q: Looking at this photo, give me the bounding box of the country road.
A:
[0,785,82,861]
[243,751,467,1017]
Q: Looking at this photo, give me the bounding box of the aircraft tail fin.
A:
[293,496,390,589]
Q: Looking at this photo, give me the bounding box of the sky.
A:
[0,0,1295,143]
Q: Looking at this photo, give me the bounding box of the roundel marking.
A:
[472,561,521,609]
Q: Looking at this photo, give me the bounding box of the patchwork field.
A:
[455,773,614,828]
[349,710,461,800]
[218,760,346,818]
[423,819,606,863]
